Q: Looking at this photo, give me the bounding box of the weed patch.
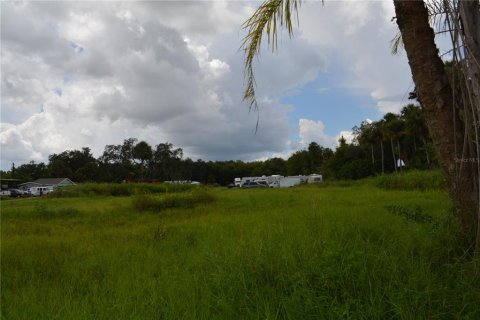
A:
[132,188,216,212]
[52,182,194,197]
[375,170,445,191]
[32,203,81,220]
[386,205,434,223]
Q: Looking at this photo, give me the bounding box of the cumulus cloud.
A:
[298,118,336,149]
[1,0,415,169]
[299,1,412,114]
[296,118,356,152]
[1,1,301,168]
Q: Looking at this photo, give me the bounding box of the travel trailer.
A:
[265,175,283,188]
[234,174,314,189]
[307,174,323,184]
[279,176,307,188]
[234,178,242,187]
[28,186,54,196]
[239,176,269,187]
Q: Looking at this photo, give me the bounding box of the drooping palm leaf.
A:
[241,0,304,113]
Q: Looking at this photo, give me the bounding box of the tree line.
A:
[2,104,436,185]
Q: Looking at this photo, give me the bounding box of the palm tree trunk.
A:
[422,138,430,167]
[459,0,480,255]
[397,140,402,171]
[371,143,375,166]
[381,139,385,174]
[391,138,397,173]
[394,0,478,243]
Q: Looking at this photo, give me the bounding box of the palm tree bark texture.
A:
[393,0,478,244]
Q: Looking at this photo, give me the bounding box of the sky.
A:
[0,0,416,170]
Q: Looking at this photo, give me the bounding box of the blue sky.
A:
[0,1,415,170]
[284,71,383,136]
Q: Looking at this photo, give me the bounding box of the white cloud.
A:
[298,118,356,150]
[336,130,355,145]
[0,0,417,169]
[298,118,336,149]
[1,1,300,168]
[299,1,412,114]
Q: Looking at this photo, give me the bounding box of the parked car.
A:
[241,181,269,188]
[9,189,29,198]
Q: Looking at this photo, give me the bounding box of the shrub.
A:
[162,194,194,210]
[32,203,81,219]
[191,188,216,204]
[50,182,195,198]
[131,194,157,211]
[132,188,216,212]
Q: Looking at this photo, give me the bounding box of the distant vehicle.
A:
[9,189,29,198]
[256,181,269,187]
[239,176,270,188]
[28,186,54,196]
[241,181,269,188]
[235,175,309,188]
[307,174,323,184]
[266,175,283,188]
[234,178,241,187]
[279,176,306,188]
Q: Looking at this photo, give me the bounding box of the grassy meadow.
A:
[2,172,479,319]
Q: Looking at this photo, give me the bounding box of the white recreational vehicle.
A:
[278,175,307,188]
[28,186,54,196]
[307,174,323,184]
[266,175,283,188]
[239,176,269,187]
[234,175,311,188]
[234,178,242,187]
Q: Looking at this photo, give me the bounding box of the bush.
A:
[131,194,157,211]
[33,203,81,219]
[51,183,195,198]
[132,188,216,212]
[191,188,216,204]
[375,170,445,191]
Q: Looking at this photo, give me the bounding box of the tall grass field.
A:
[2,174,479,319]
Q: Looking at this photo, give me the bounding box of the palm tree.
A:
[382,113,401,173]
[372,122,384,174]
[393,0,478,245]
[241,0,479,252]
[401,104,431,166]
[357,120,385,173]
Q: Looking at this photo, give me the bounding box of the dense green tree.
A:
[152,143,183,180]
[120,138,138,165]
[9,161,48,182]
[262,157,286,176]
[48,148,97,182]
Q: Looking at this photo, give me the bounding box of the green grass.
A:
[1,182,479,319]
[51,182,195,198]
[375,169,445,191]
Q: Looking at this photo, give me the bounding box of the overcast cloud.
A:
[1,1,413,169]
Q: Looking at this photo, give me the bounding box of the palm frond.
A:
[390,31,404,54]
[241,0,305,113]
